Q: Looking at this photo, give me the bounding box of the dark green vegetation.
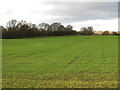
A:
[2,36,118,88]
[2,20,78,39]
[1,19,119,39]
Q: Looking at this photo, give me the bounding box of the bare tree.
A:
[38,23,49,30]
[50,22,61,31]
[6,19,17,28]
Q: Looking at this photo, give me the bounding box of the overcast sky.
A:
[0,0,119,31]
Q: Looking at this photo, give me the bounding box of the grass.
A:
[2,36,118,88]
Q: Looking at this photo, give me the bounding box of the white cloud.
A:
[70,19,118,31]
[0,0,118,31]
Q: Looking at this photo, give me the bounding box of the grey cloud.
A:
[35,2,118,23]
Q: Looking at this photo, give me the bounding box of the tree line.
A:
[0,19,119,39]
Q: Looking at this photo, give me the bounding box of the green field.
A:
[2,36,118,88]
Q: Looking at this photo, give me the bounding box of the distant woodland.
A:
[0,19,119,39]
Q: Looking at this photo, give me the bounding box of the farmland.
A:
[2,36,118,88]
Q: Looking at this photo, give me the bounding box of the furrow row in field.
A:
[2,36,118,88]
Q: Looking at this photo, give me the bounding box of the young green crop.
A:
[2,36,118,88]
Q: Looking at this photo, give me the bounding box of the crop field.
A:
[2,36,118,88]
